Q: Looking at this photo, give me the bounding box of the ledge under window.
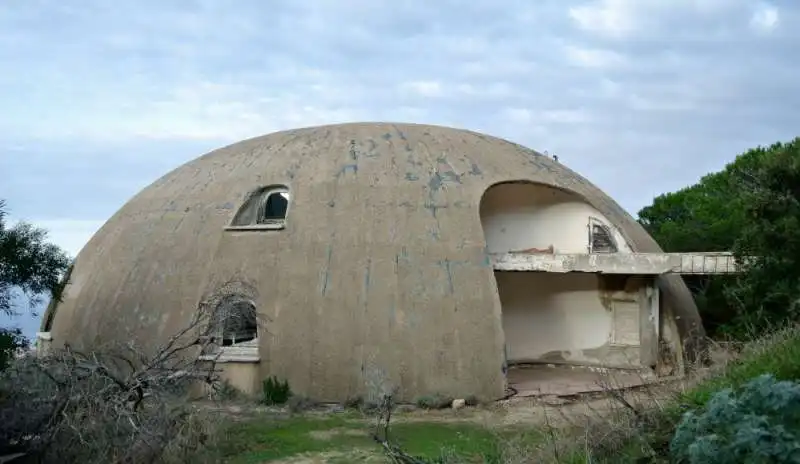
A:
[225,222,285,232]
[199,339,260,363]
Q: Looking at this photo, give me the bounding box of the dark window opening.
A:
[212,297,258,346]
[258,191,289,223]
[589,219,618,253]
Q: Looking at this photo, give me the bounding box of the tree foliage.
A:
[637,137,800,338]
[0,199,70,370]
[727,139,800,336]
[0,328,27,371]
[0,199,71,316]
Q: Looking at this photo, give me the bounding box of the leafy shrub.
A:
[414,393,453,410]
[261,376,291,405]
[671,374,800,463]
[0,328,27,372]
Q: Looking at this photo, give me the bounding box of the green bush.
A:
[0,328,27,372]
[671,374,800,463]
[415,393,453,410]
[261,376,291,405]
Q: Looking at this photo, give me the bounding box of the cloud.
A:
[399,81,446,98]
[28,220,104,259]
[750,3,780,33]
[4,217,102,259]
[0,0,798,276]
[564,44,628,68]
[568,0,640,38]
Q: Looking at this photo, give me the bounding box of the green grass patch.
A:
[211,411,528,463]
[563,326,800,463]
[213,414,365,463]
[681,326,800,407]
[388,422,516,461]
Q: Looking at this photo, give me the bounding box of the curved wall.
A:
[480,182,632,254]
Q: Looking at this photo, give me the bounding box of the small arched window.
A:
[588,217,618,253]
[212,296,258,346]
[229,185,290,230]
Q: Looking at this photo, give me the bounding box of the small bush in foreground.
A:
[671,374,800,463]
[261,376,291,405]
[415,393,453,410]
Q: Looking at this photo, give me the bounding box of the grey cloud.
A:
[0,0,798,227]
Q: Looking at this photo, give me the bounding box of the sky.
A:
[1,0,798,338]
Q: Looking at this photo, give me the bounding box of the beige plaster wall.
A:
[498,273,610,363]
[219,361,261,396]
[480,182,632,254]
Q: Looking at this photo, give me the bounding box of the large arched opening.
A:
[479,181,647,395]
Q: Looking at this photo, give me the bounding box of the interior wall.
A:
[481,182,640,368]
[479,182,631,254]
[498,272,612,363]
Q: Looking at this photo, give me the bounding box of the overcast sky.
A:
[1,0,798,336]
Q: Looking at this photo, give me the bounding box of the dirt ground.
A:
[204,364,695,428]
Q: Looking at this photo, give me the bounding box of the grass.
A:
[206,326,800,463]
[210,409,533,463]
[553,325,800,463]
[680,325,800,407]
[213,413,363,463]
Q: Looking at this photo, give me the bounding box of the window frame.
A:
[587,217,619,254]
[256,188,290,225]
[200,296,260,363]
[226,185,291,231]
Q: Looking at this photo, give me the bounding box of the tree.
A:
[0,328,27,371]
[0,199,70,366]
[637,138,800,338]
[727,138,800,336]
[0,199,70,315]
[637,161,743,336]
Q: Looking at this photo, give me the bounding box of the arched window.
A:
[588,218,618,253]
[229,185,290,229]
[212,295,258,346]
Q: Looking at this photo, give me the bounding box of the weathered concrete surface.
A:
[507,364,655,397]
[44,122,703,402]
[492,252,739,275]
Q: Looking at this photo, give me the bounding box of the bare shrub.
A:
[0,282,263,463]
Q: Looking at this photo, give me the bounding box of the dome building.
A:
[39,122,706,402]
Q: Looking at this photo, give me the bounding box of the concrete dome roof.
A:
[46,122,702,400]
